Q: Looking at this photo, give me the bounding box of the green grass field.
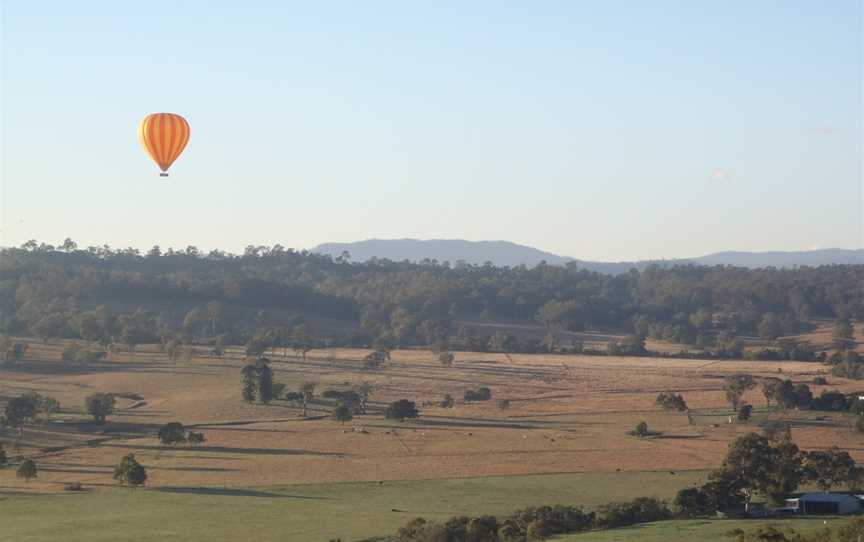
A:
[1,470,707,542]
[558,518,849,541]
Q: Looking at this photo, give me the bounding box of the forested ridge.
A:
[0,240,861,353]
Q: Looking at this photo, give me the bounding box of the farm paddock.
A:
[0,342,861,540]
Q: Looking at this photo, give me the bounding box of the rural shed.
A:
[788,493,863,515]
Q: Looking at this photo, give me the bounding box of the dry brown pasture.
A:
[788,320,864,352]
[1,340,862,494]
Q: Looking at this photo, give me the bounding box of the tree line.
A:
[1,241,861,359]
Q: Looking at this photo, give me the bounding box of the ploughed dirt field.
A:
[1,341,862,493]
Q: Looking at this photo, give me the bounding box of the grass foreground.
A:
[557,517,849,541]
[1,470,708,541]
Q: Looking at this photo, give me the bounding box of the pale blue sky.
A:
[1,1,861,261]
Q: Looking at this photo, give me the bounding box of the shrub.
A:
[596,497,672,529]
[396,517,428,540]
[465,516,498,541]
[655,392,687,412]
[322,389,361,408]
[62,344,81,362]
[464,387,492,402]
[385,399,419,420]
[761,420,791,442]
[85,393,116,423]
[187,431,206,446]
[674,487,713,517]
[438,352,455,367]
[526,519,551,540]
[812,390,849,412]
[158,422,187,445]
[64,482,84,491]
[737,404,753,422]
[505,505,594,539]
[440,394,454,408]
[285,391,304,402]
[498,523,523,542]
[113,453,147,487]
[497,399,511,410]
[332,403,353,424]
[62,345,105,365]
[633,421,649,437]
[832,360,864,380]
[16,459,37,482]
[4,395,38,427]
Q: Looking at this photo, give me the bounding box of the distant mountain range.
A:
[311,239,864,273]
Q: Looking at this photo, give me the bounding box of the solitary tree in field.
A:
[211,334,226,358]
[113,453,147,487]
[241,363,257,403]
[1,336,28,367]
[158,422,187,446]
[724,374,756,412]
[4,395,38,427]
[332,403,353,424]
[16,459,37,482]
[164,339,183,366]
[773,380,800,409]
[385,400,419,421]
[40,396,59,422]
[256,358,274,404]
[655,392,687,412]
[301,382,316,417]
[761,378,781,407]
[245,334,271,358]
[793,383,813,409]
[438,351,455,367]
[737,404,753,423]
[355,382,373,414]
[634,421,649,438]
[372,335,393,362]
[85,393,116,424]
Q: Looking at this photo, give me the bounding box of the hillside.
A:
[312,239,863,271]
[311,238,572,267]
[691,248,864,268]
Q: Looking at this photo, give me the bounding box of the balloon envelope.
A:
[138,113,190,174]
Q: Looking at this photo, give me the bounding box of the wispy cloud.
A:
[709,169,732,182]
[808,126,840,136]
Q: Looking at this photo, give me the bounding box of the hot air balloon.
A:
[138,113,190,177]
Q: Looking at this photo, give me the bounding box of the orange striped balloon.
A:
[138,113,190,176]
